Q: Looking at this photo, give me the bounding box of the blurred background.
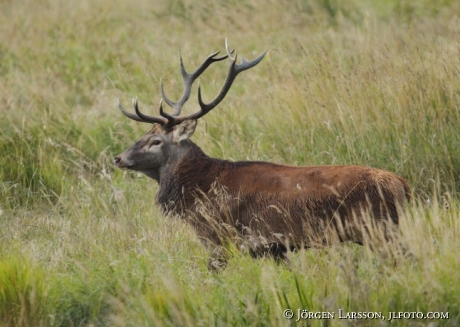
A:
[1,0,459,326]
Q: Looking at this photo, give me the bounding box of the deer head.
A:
[114,40,267,181]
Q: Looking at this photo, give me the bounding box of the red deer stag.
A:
[115,40,410,271]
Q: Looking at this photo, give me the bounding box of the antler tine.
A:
[160,50,229,118]
[133,98,169,124]
[117,98,167,125]
[118,99,145,122]
[168,40,267,124]
[225,38,236,61]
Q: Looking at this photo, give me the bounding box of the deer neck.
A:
[156,141,222,215]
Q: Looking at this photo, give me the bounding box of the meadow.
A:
[1,0,460,325]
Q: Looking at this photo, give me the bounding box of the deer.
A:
[114,40,411,271]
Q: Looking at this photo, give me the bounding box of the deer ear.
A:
[172,120,197,143]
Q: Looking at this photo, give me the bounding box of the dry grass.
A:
[1,0,460,325]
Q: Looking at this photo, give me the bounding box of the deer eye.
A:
[150,140,162,147]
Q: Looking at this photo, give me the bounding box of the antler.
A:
[166,39,267,126]
[118,98,167,125]
[161,50,229,116]
[118,39,267,128]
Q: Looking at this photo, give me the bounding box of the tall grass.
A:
[1,0,460,325]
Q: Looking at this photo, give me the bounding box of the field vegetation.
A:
[1,0,460,325]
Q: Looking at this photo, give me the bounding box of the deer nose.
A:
[114,156,121,167]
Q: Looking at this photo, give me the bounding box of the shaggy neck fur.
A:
[155,141,226,216]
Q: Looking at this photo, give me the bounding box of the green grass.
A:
[1,0,460,325]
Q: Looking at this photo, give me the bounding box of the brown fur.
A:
[171,147,408,266]
[116,122,410,270]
